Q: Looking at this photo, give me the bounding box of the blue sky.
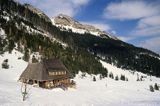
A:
[19,0,160,54]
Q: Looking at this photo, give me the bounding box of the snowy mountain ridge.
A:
[51,14,118,40]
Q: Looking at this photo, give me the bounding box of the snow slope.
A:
[0,50,160,106]
[100,60,156,82]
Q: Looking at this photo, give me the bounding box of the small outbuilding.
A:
[19,58,75,89]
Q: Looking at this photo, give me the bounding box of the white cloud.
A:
[71,0,90,7]
[131,15,160,37]
[138,37,160,54]
[137,15,160,29]
[133,26,160,36]
[104,1,160,42]
[20,0,90,17]
[104,1,159,20]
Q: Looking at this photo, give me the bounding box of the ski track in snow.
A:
[0,50,160,106]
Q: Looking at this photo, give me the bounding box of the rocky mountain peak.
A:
[53,14,81,27]
[52,14,118,40]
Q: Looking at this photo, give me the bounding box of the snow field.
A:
[0,50,160,106]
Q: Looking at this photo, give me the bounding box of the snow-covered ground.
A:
[0,50,160,106]
[100,60,159,82]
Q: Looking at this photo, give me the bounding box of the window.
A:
[48,72,56,76]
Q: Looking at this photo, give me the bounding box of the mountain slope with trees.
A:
[0,0,160,77]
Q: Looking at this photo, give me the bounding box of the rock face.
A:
[52,14,118,40]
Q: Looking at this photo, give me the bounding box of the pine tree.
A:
[149,85,154,92]
[126,78,128,81]
[99,74,103,80]
[154,83,159,90]
[8,39,15,53]
[115,75,119,81]
[137,77,140,81]
[23,49,29,62]
[93,76,96,81]
[109,72,114,79]
[120,74,125,81]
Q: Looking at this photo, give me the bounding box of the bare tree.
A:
[21,83,28,101]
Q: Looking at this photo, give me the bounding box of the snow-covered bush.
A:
[137,76,143,81]
[81,73,86,79]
